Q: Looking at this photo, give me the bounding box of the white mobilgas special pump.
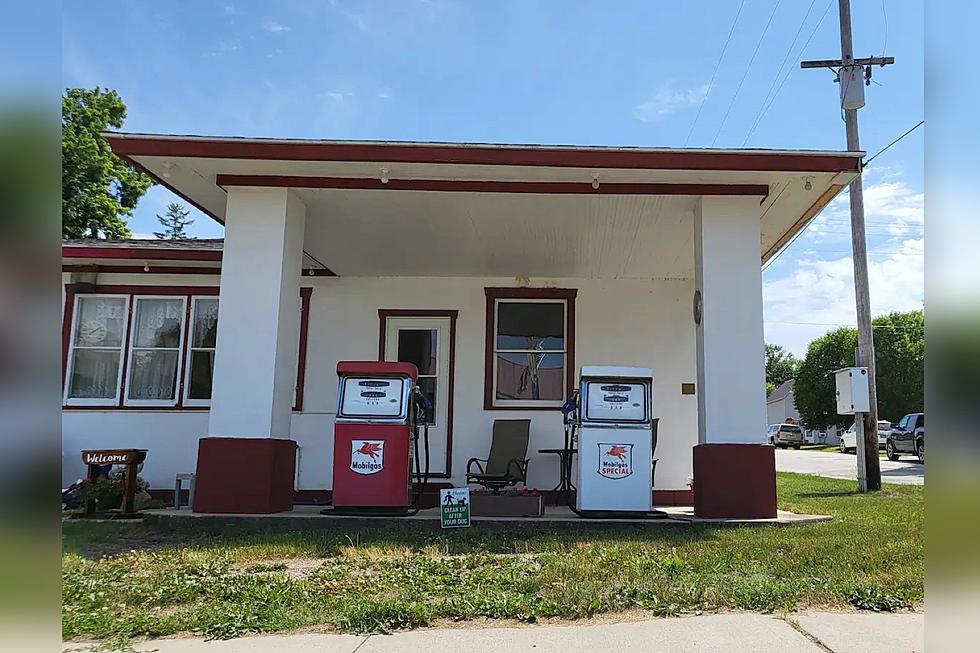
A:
[562,366,665,518]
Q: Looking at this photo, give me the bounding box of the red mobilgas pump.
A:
[325,361,431,515]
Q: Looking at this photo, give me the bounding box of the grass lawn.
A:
[62,473,922,644]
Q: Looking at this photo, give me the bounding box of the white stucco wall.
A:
[63,274,698,492]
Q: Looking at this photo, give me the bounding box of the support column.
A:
[194,187,306,514]
[693,196,775,518]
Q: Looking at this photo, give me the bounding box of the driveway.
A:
[775,448,924,485]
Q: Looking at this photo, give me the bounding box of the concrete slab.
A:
[775,449,924,485]
[792,611,924,653]
[63,612,926,653]
[356,614,825,653]
[144,503,831,531]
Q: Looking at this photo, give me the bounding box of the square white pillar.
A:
[208,187,306,439]
[694,197,767,445]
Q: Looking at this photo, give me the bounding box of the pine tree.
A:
[154,203,195,240]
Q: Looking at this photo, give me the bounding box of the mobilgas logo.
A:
[597,443,633,479]
[350,440,384,475]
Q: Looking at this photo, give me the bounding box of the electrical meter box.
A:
[834,367,870,415]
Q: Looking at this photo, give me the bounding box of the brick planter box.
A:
[470,493,544,517]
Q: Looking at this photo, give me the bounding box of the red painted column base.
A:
[693,443,777,519]
[193,437,297,514]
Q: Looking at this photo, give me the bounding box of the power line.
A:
[711,0,784,146]
[864,120,924,167]
[880,0,889,57]
[684,0,746,146]
[743,0,835,145]
[742,0,819,145]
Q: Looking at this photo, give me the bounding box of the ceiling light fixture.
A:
[161,162,175,179]
[803,176,814,191]
[380,167,390,184]
[591,175,600,190]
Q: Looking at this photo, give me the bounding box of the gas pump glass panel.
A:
[338,377,410,419]
[583,380,649,422]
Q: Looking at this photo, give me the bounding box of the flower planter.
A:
[470,493,544,517]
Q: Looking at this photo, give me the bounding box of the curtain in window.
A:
[68,297,127,400]
[127,298,184,402]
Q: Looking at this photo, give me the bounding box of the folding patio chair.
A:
[466,419,531,492]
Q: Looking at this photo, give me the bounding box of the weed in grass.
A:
[847,586,906,612]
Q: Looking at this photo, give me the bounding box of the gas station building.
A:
[62,134,861,518]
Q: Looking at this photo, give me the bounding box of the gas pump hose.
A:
[406,392,432,516]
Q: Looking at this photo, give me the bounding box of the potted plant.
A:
[469,486,545,517]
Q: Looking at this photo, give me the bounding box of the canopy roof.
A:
[103,133,862,278]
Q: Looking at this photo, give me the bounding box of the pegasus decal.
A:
[357,442,382,460]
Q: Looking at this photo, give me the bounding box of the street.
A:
[775,448,924,485]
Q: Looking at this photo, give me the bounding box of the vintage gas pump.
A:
[327,361,430,515]
[568,366,663,517]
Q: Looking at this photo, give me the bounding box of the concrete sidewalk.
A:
[63,611,923,653]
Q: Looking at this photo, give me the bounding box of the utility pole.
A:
[802,0,893,491]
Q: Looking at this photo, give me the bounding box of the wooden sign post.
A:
[81,449,148,517]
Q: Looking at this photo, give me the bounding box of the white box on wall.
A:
[834,367,870,415]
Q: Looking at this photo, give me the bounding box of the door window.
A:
[396,328,438,424]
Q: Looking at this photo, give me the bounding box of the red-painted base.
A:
[693,443,777,519]
[193,437,297,514]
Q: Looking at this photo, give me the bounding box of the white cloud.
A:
[377,89,392,100]
[633,83,709,122]
[223,5,236,15]
[262,20,292,33]
[325,90,354,103]
[763,179,925,357]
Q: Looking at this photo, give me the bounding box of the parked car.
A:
[767,423,804,449]
[839,420,891,453]
[886,413,925,463]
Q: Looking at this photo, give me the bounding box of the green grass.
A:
[62,473,922,644]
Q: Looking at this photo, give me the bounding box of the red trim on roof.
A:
[63,245,223,262]
[216,174,769,196]
[107,135,862,173]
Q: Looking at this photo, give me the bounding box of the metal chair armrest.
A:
[506,458,529,482]
[466,458,488,476]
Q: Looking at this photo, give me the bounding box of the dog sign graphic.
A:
[350,440,384,475]
[597,443,633,479]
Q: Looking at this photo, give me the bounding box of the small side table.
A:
[538,448,578,505]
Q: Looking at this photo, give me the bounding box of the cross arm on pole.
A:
[801,56,895,69]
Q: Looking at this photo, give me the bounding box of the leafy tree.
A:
[794,327,857,430]
[765,344,798,397]
[62,87,154,238]
[793,310,925,429]
[872,310,924,423]
[154,202,195,240]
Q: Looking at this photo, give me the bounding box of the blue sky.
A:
[62,0,923,356]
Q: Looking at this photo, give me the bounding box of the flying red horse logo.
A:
[598,442,632,479]
[605,445,629,461]
[351,440,385,475]
[357,442,382,460]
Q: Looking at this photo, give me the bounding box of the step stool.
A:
[174,473,196,510]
